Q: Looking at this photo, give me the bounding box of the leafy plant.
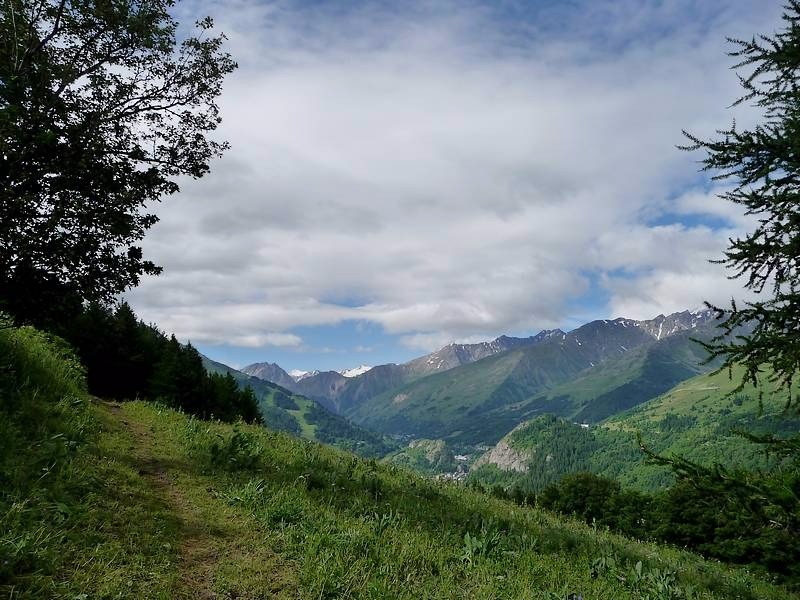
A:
[460,522,502,566]
[208,428,263,471]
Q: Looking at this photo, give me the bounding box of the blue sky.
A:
[127,0,775,372]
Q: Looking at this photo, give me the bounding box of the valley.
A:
[216,308,794,504]
[225,310,728,462]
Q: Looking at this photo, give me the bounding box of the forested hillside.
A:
[467,367,800,579]
[342,314,719,445]
[203,356,395,457]
[471,366,799,492]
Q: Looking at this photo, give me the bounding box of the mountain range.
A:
[236,309,720,446]
[240,329,559,414]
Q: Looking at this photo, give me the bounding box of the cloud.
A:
[126,0,780,349]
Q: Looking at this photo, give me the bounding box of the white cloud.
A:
[126,0,780,347]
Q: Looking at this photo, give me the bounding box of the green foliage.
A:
[537,473,652,540]
[682,1,800,398]
[645,446,800,582]
[64,302,262,424]
[470,415,603,492]
[0,0,236,326]
[591,556,689,600]
[530,461,800,585]
[539,472,620,523]
[385,438,458,474]
[208,428,263,472]
[460,525,501,566]
[273,390,300,410]
[259,403,303,435]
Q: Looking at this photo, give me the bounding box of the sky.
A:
[125,0,779,372]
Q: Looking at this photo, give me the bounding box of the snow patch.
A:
[290,369,319,381]
[340,364,372,378]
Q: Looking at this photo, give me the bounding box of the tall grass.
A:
[0,320,94,593]
[133,402,796,599]
[0,322,183,598]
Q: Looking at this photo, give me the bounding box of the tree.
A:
[682,1,800,401]
[537,471,621,525]
[0,0,236,326]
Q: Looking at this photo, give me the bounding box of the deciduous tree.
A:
[0,0,236,325]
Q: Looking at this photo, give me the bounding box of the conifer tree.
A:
[682,1,800,401]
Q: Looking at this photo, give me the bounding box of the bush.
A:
[208,428,263,472]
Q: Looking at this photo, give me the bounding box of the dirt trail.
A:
[106,402,220,598]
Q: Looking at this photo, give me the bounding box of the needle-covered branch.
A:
[682,0,800,403]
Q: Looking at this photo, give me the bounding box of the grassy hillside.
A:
[600,365,800,488]
[202,356,394,457]
[2,323,796,599]
[472,365,799,492]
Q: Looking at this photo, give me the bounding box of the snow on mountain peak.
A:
[289,369,319,382]
[340,364,372,378]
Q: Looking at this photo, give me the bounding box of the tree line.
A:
[475,464,800,586]
[62,302,261,423]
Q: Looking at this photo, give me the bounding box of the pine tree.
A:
[682,1,800,402]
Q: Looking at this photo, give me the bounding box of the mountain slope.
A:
[403,330,563,377]
[202,356,393,457]
[240,332,556,414]
[346,312,715,444]
[517,325,723,424]
[471,365,800,492]
[237,361,298,389]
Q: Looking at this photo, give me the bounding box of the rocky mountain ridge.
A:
[238,309,718,429]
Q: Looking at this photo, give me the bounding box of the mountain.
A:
[403,331,562,378]
[234,309,718,446]
[238,361,297,389]
[321,362,410,413]
[201,356,394,457]
[343,310,717,445]
[289,369,319,381]
[470,364,800,493]
[518,323,724,424]
[240,332,553,414]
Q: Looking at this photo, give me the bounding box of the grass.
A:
[0,324,182,598]
[113,402,798,599]
[2,322,798,599]
[287,406,318,438]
